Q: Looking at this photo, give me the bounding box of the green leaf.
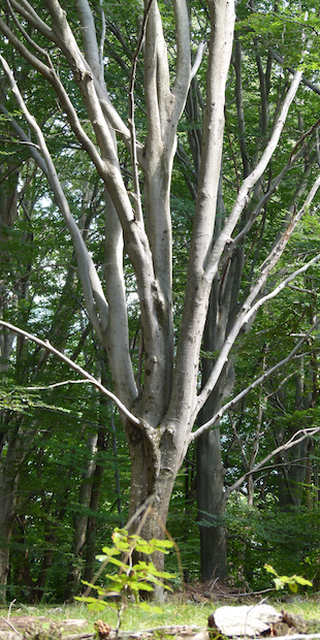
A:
[133,539,155,554]
[293,576,313,587]
[264,564,278,576]
[105,556,128,568]
[133,582,154,591]
[149,539,174,552]
[101,546,120,556]
[273,578,285,590]
[87,601,107,612]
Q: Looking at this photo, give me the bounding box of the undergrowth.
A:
[2,595,320,634]
[0,601,213,632]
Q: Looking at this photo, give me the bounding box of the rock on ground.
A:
[213,603,282,637]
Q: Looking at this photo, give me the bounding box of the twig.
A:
[7,600,16,620]
[82,494,156,597]
[0,618,21,636]
[64,635,95,640]
[110,625,203,638]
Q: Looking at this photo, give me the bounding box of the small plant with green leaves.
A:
[264,564,313,593]
[76,529,175,635]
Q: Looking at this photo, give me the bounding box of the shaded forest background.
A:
[1,0,320,603]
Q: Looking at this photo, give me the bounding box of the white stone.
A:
[213,604,282,637]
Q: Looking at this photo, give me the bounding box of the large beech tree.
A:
[1,0,320,593]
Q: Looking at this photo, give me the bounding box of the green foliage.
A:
[225,495,320,590]
[264,563,313,592]
[76,529,175,630]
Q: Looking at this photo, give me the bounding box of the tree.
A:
[1,0,320,597]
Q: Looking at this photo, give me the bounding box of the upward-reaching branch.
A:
[166,0,236,426]
[191,319,320,442]
[196,176,320,417]
[0,53,110,347]
[75,0,103,85]
[204,70,303,285]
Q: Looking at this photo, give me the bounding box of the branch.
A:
[270,47,320,96]
[8,0,56,42]
[190,319,320,442]
[75,0,102,83]
[0,320,140,426]
[0,53,110,344]
[6,0,54,61]
[23,380,92,391]
[128,0,154,222]
[204,69,302,285]
[98,0,106,78]
[6,0,136,155]
[172,0,191,107]
[226,426,320,497]
[196,174,320,416]
[232,119,320,247]
[190,42,206,81]
[144,0,168,143]
[0,103,48,173]
[0,16,117,180]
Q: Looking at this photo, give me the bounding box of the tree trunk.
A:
[196,427,227,581]
[64,432,98,600]
[0,428,24,602]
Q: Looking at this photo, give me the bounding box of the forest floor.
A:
[1,587,320,640]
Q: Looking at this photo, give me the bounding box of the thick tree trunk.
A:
[196,427,227,581]
[195,189,239,581]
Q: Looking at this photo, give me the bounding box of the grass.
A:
[273,594,320,620]
[1,593,320,635]
[0,600,213,633]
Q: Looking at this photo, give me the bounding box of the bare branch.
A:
[128,0,154,223]
[190,319,320,443]
[8,0,56,42]
[0,320,140,426]
[0,53,109,344]
[196,175,320,416]
[204,70,302,285]
[172,0,191,106]
[226,426,320,497]
[190,42,206,81]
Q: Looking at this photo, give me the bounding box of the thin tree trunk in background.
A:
[0,428,26,602]
[64,432,98,600]
[111,412,124,526]
[83,456,104,585]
